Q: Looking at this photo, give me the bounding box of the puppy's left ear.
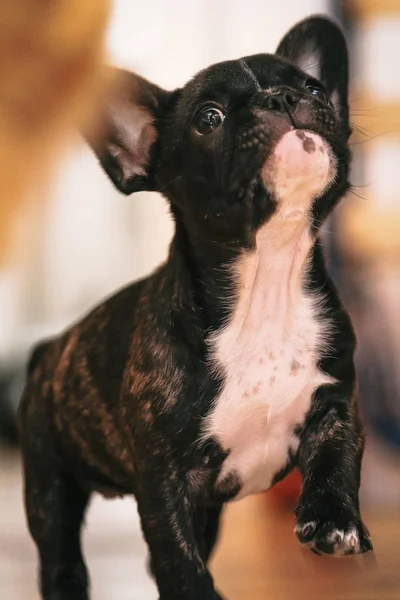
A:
[276,16,349,129]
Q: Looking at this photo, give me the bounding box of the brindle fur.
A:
[19,16,372,600]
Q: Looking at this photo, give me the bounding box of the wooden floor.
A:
[1,448,399,600]
[212,497,400,600]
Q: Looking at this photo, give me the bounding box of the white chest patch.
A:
[202,130,336,500]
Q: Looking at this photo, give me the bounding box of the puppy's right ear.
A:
[276,17,349,129]
[84,68,170,195]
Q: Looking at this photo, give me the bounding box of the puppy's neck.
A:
[168,218,241,332]
[168,203,315,337]
[231,214,313,338]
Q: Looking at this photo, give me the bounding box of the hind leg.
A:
[23,451,90,600]
[20,398,90,599]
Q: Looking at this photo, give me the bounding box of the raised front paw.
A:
[295,502,373,557]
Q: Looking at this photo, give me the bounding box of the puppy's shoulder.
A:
[26,275,151,382]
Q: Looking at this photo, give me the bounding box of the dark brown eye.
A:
[194,106,225,135]
[305,80,329,104]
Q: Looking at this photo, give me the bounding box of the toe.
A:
[295,520,317,545]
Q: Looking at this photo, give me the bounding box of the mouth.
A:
[261,129,336,212]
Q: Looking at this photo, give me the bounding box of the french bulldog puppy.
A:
[19,15,373,600]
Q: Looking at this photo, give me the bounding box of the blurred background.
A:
[0,0,399,599]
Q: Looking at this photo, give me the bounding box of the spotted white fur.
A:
[203,131,337,500]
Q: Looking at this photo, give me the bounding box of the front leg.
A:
[295,386,373,557]
[135,461,217,600]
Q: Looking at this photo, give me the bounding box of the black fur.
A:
[19,16,372,600]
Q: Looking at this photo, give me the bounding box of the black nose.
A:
[264,90,299,114]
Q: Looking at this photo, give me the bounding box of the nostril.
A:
[284,92,298,109]
[264,91,298,113]
[265,95,284,112]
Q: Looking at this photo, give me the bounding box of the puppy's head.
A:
[87,17,350,245]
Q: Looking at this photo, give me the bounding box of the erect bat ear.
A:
[276,16,349,130]
[83,67,171,195]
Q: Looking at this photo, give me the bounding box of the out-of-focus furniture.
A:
[338,0,400,450]
[340,0,400,261]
